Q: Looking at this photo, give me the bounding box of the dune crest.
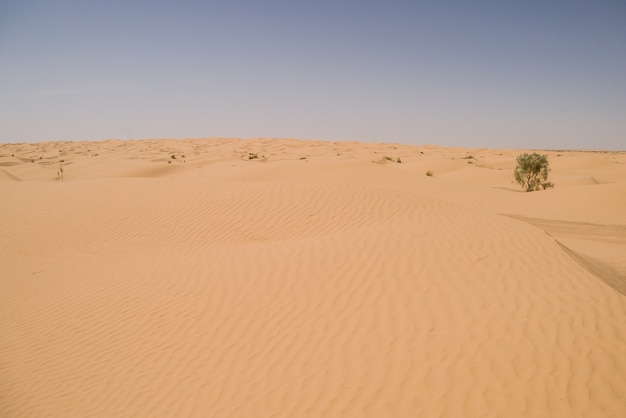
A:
[1,138,625,417]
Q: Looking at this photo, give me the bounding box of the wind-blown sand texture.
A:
[1,138,625,417]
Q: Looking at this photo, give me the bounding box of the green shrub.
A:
[514,153,554,192]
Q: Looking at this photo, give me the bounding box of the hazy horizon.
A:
[1,0,625,150]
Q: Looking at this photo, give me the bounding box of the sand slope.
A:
[1,138,625,417]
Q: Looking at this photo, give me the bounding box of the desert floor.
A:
[1,138,625,417]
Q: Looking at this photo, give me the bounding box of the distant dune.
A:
[1,138,625,417]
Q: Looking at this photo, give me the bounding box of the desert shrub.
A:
[514,153,554,192]
[382,155,402,163]
[426,170,433,177]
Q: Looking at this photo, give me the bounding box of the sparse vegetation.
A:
[248,152,259,160]
[171,154,176,159]
[383,155,402,163]
[426,170,433,177]
[514,153,554,192]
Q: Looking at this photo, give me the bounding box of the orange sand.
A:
[1,138,625,417]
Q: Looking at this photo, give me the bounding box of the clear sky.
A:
[1,0,625,149]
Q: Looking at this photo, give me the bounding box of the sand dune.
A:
[1,138,625,417]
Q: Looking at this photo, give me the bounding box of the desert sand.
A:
[1,137,625,417]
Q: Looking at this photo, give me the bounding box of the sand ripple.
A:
[1,138,625,417]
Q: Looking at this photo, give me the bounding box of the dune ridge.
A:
[1,138,625,417]
[505,215,626,295]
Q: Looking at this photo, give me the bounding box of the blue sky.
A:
[1,0,625,149]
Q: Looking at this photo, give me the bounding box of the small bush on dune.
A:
[382,155,402,163]
[426,170,433,177]
[514,153,554,192]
